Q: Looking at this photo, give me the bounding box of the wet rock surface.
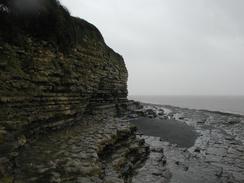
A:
[132,136,171,183]
[128,103,244,183]
[12,114,149,183]
[1,100,243,183]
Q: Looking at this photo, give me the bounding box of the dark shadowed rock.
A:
[0,1,134,182]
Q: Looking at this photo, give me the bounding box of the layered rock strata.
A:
[0,8,131,182]
[12,114,149,183]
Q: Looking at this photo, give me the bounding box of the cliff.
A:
[0,2,128,136]
[0,25,128,131]
[0,1,132,181]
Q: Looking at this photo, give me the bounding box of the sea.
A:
[129,95,244,116]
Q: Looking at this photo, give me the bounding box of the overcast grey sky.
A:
[60,0,244,96]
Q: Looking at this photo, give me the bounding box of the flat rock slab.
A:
[132,104,244,183]
[13,116,147,183]
[132,136,171,183]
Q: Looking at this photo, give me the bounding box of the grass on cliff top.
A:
[0,0,104,53]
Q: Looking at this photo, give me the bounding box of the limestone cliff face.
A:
[0,18,128,157]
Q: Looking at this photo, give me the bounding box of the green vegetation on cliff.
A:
[0,0,104,52]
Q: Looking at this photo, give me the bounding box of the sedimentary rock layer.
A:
[13,115,149,183]
[0,15,128,182]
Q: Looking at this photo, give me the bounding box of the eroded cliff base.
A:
[10,112,150,183]
[0,102,173,183]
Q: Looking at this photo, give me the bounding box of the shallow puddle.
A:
[131,118,198,148]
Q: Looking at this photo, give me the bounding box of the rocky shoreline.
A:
[1,3,243,181]
[1,101,243,183]
[128,102,244,183]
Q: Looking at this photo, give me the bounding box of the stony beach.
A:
[128,102,244,183]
